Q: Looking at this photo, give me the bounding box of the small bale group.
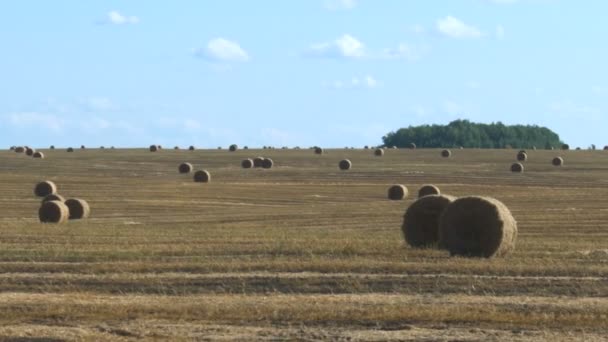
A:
[35,181,90,223]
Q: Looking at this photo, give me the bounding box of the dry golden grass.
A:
[1,147,608,340]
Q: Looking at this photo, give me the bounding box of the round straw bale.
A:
[604,146,608,150]
[189,146,195,151]
[25,147,35,156]
[532,146,537,150]
[441,149,451,158]
[561,144,569,150]
[193,170,211,183]
[67,147,74,152]
[174,146,180,150]
[241,158,254,169]
[9,146,15,150]
[178,162,193,174]
[229,144,238,152]
[517,151,527,162]
[552,156,564,166]
[100,146,105,149]
[65,198,90,220]
[15,146,25,153]
[253,157,265,168]
[262,158,274,169]
[374,148,384,156]
[418,184,441,198]
[339,159,352,170]
[149,145,158,152]
[388,184,408,200]
[34,181,57,197]
[80,145,85,149]
[438,196,517,258]
[402,194,456,248]
[510,163,524,173]
[314,147,323,155]
[42,193,65,204]
[244,146,249,150]
[32,151,44,159]
[364,145,369,149]
[39,200,69,224]
[50,145,55,150]
[158,145,162,149]
[409,143,416,149]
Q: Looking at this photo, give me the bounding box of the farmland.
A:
[1,147,607,341]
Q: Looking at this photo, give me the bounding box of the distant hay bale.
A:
[67,147,74,152]
[9,146,15,150]
[364,145,369,149]
[532,146,537,150]
[241,158,254,169]
[253,157,265,168]
[174,146,180,150]
[575,147,581,150]
[149,145,158,152]
[38,200,69,224]
[402,194,456,248]
[339,159,352,170]
[374,148,384,157]
[25,147,35,156]
[50,145,55,150]
[244,146,249,150]
[42,194,65,204]
[189,146,195,151]
[229,144,238,152]
[193,170,211,183]
[65,198,90,220]
[516,152,527,161]
[158,145,163,149]
[604,146,608,150]
[441,149,451,158]
[561,144,570,150]
[511,163,524,173]
[217,146,222,150]
[34,181,57,197]
[80,145,86,149]
[418,184,441,198]
[388,184,408,200]
[439,196,517,258]
[178,162,193,174]
[32,151,44,159]
[262,158,274,169]
[314,147,323,155]
[392,146,398,149]
[409,143,416,149]
[15,146,25,153]
[552,156,564,166]
[100,146,105,149]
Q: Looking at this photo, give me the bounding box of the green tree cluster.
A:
[382,120,563,149]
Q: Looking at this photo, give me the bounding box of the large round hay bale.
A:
[409,142,416,149]
[15,146,25,153]
[388,184,408,200]
[42,194,65,204]
[439,196,517,258]
[253,157,265,168]
[32,151,44,159]
[418,184,440,198]
[229,144,238,152]
[67,147,74,152]
[314,147,323,155]
[39,200,69,224]
[516,151,527,162]
[262,158,274,169]
[510,162,524,173]
[561,144,569,150]
[25,147,35,156]
[402,194,456,248]
[34,181,57,197]
[178,162,193,174]
[149,145,158,152]
[241,158,254,169]
[374,148,384,157]
[441,149,451,158]
[65,198,90,220]
[189,146,195,151]
[552,156,564,166]
[339,159,352,170]
[193,170,211,183]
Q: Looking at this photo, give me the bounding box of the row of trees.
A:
[382,120,564,149]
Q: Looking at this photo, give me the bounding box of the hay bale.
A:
[34,181,57,197]
[100,146,105,149]
[262,158,274,169]
[244,146,249,150]
[388,184,408,200]
[516,151,527,162]
[339,159,352,170]
[402,194,456,248]
[32,151,44,159]
[229,144,238,152]
[25,147,35,156]
[441,149,451,158]
[418,184,441,198]
[174,146,180,150]
[65,198,91,220]
[253,157,265,168]
[39,200,69,224]
[314,147,323,155]
[241,158,254,169]
[9,146,15,150]
[604,146,608,150]
[80,145,86,149]
[178,162,193,174]
[552,156,564,166]
[510,162,524,173]
[50,145,55,150]
[439,196,517,258]
[67,147,74,152]
[374,148,384,157]
[189,146,195,151]
[15,146,25,153]
[158,145,163,150]
[42,194,65,204]
[193,170,211,183]
[561,144,569,150]
[149,145,158,152]
[409,143,416,149]
[364,145,369,149]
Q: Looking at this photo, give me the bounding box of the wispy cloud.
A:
[324,0,356,10]
[106,11,139,25]
[305,34,365,59]
[437,16,482,39]
[6,112,65,132]
[195,38,250,63]
[381,43,428,61]
[325,75,380,89]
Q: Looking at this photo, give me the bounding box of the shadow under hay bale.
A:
[34,181,57,198]
[65,198,90,220]
[241,158,254,169]
[339,159,352,170]
[511,162,524,173]
[253,157,265,168]
[42,194,65,204]
[193,170,211,183]
[439,196,517,258]
[39,200,69,224]
[178,162,193,174]
[32,151,44,159]
[418,184,440,198]
[374,148,384,157]
[441,149,451,158]
[403,194,456,248]
[552,156,564,166]
[388,184,408,200]
[262,158,274,169]
[516,151,527,162]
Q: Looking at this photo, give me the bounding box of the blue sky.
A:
[1,0,607,148]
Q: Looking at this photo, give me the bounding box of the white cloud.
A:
[107,11,139,25]
[196,38,250,63]
[325,75,380,89]
[306,34,365,59]
[437,16,482,39]
[324,0,356,10]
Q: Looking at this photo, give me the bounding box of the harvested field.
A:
[0,148,607,340]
